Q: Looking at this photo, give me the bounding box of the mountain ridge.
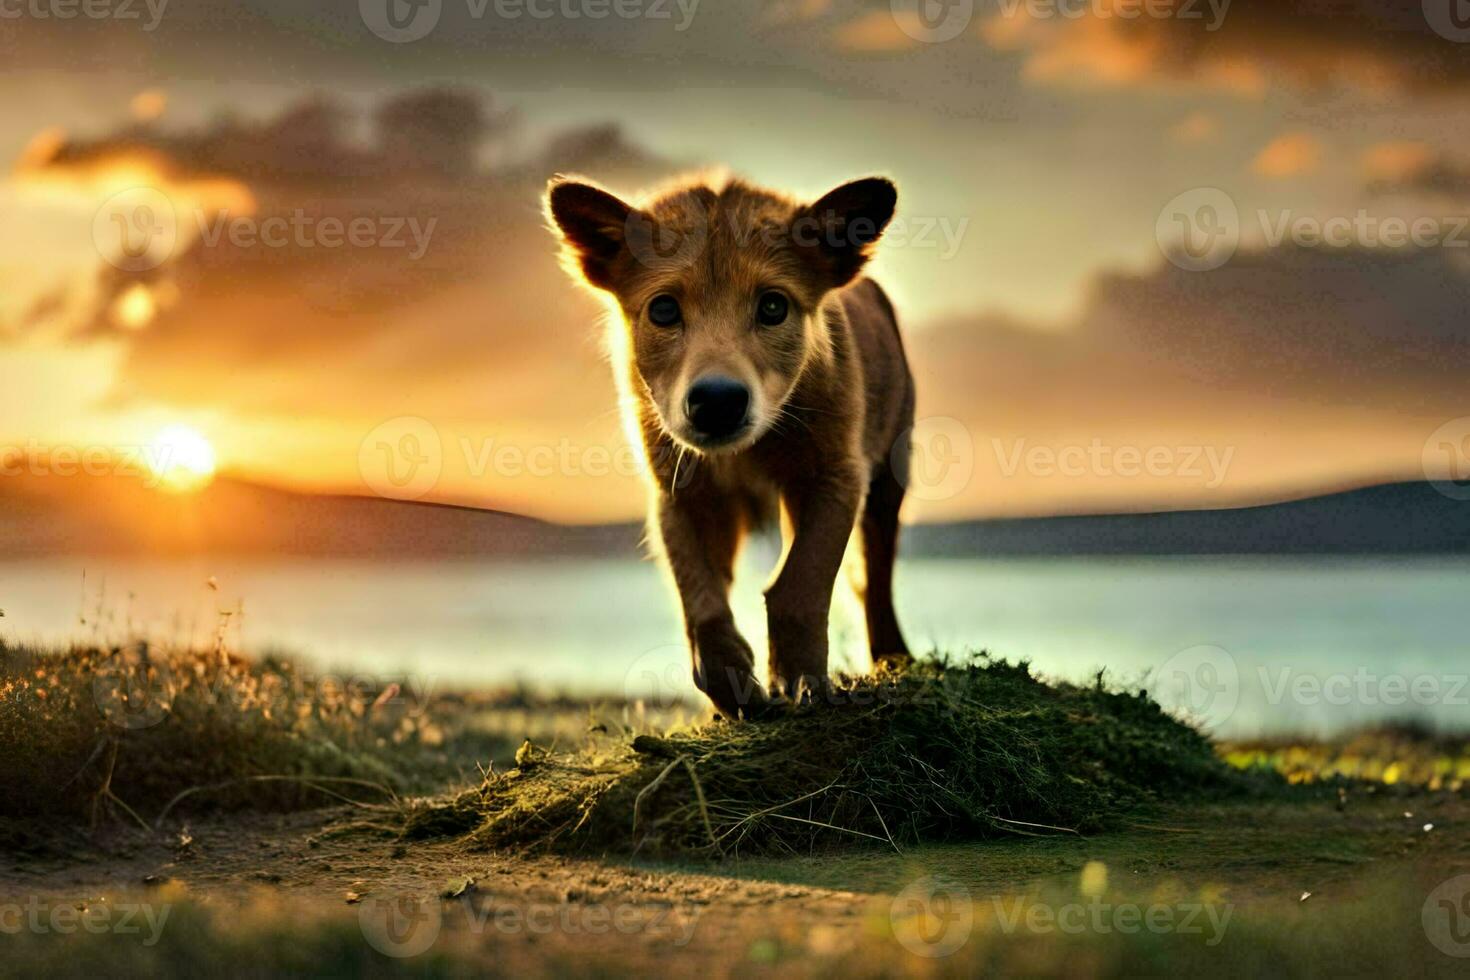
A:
[1,473,1464,558]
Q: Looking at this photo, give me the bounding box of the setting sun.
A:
[145,423,217,493]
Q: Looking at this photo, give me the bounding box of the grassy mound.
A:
[0,642,510,829]
[407,657,1248,855]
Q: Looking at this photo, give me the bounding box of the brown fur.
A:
[546,172,914,717]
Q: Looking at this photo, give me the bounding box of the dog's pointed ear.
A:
[545,177,634,290]
[797,177,897,287]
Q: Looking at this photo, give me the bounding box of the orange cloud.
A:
[1170,111,1219,145]
[834,10,924,53]
[978,2,1470,98]
[1252,133,1321,179]
[130,89,167,123]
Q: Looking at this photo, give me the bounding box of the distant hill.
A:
[0,472,641,559]
[0,473,1464,559]
[903,481,1470,556]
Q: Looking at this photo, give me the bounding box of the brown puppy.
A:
[546,173,914,717]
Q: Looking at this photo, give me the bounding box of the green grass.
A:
[0,641,511,832]
[405,656,1257,855]
[6,641,1463,859]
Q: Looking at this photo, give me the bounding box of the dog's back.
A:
[839,278,915,472]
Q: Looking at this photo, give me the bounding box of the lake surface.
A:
[2,554,1466,738]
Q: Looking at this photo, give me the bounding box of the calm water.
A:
[2,554,1466,737]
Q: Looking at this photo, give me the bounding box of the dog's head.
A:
[545,173,895,454]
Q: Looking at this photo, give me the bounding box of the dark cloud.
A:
[918,244,1470,420]
[909,243,1470,511]
[37,89,518,183]
[980,0,1470,96]
[1366,148,1470,197]
[27,89,679,431]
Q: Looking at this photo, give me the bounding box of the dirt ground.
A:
[5,791,1468,976]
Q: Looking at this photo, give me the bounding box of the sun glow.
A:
[145,424,218,493]
[110,283,157,331]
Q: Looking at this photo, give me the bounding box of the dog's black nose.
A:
[685,376,750,440]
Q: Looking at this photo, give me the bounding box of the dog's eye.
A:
[756,291,788,326]
[648,294,681,327]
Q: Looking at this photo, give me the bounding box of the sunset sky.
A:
[3,1,1470,522]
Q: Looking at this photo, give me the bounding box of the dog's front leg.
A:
[656,493,767,718]
[765,473,862,700]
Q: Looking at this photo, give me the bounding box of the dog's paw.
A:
[691,624,767,720]
[767,671,833,707]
